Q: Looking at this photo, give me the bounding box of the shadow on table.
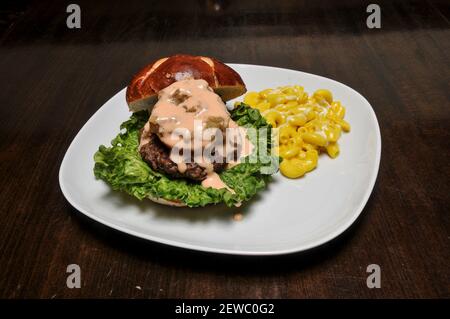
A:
[68,196,373,275]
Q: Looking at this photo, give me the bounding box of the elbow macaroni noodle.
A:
[242,86,350,178]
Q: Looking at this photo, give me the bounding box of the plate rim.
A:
[59,63,382,256]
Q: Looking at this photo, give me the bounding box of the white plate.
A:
[59,64,381,255]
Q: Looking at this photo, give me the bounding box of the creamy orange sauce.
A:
[150,79,230,149]
[141,78,254,192]
[201,172,234,193]
[177,162,187,174]
[138,121,151,151]
[233,213,243,221]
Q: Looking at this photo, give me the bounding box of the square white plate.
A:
[59,64,381,255]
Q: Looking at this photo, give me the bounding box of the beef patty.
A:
[139,131,226,182]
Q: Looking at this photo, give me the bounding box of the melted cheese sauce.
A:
[201,172,234,193]
[150,79,230,149]
[138,121,151,151]
[141,79,253,191]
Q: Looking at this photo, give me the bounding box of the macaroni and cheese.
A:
[242,86,350,178]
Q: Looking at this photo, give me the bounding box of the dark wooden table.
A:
[0,0,449,299]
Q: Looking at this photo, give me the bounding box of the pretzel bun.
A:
[147,195,187,207]
[126,54,246,112]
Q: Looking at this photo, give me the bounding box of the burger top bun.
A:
[126,54,246,113]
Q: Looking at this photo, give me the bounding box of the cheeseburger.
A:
[94,55,276,207]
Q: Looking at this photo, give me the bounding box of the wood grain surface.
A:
[0,0,449,298]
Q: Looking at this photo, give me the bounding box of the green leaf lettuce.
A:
[93,103,277,207]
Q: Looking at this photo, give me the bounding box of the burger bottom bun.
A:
[147,190,241,208]
[148,195,187,207]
